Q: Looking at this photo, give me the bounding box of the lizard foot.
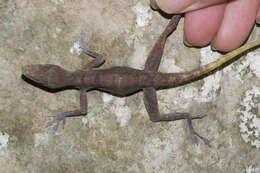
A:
[186,113,210,145]
[77,32,92,53]
[46,112,67,131]
[76,32,105,69]
[157,112,209,145]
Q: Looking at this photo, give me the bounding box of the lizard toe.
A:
[47,112,67,131]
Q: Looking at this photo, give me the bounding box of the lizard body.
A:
[22,15,260,144]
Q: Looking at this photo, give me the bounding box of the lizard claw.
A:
[194,131,210,146]
[186,113,210,146]
[46,112,67,131]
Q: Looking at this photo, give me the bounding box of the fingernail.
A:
[180,0,227,13]
[256,18,260,25]
[183,37,192,47]
[180,3,200,13]
[211,45,217,51]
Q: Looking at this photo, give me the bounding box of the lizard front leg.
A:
[47,89,88,131]
[78,32,105,70]
[143,87,209,145]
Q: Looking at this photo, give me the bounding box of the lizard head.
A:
[22,64,75,89]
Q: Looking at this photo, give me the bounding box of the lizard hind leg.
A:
[143,87,209,145]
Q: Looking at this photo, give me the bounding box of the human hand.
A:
[150,0,260,52]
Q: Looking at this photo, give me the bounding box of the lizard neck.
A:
[70,70,87,88]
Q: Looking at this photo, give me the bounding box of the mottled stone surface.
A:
[0,0,260,172]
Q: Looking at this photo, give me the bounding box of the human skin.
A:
[151,0,260,52]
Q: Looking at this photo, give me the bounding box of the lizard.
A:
[22,14,260,144]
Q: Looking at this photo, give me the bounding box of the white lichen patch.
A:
[199,46,223,102]
[245,165,256,173]
[142,137,175,173]
[231,50,260,81]
[102,93,114,104]
[233,57,253,81]
[174,46,223,105]
[247,51,260,79]
[237,86,260,148]
[200,46,222,65]
[160,51,183,73]
[187,45,259,103]
[174,86,199,109]
[110,98,132,127]
[81,109,103,128]
[255,164,260,173]
[102,93,132,127]
[174,44,260,111]
[34,132,49,147]
[174,44,260,109]
[127,41,147,69]
[132,2,152,28]
[82,93,115,127]
[0,132,9,149]
[51,0,64,4]
[199,71,222,102]
[70,40,83,56]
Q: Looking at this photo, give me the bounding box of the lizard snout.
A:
[22,64,50,84]
[22,64,60,87]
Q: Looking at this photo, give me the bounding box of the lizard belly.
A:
[100,73,142,96]
[94,67,147,96]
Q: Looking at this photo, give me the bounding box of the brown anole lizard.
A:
[22,15,260,144]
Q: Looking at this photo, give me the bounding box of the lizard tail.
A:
[199,40,260,76]
[171,40,260,87]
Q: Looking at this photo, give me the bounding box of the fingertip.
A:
[211,39,242,52]
[211,0,260,52]
[184,4,225,47]
[155,0,194,13]
[184,34,211,48]
[256,5,260,24]
[183,36,193,47]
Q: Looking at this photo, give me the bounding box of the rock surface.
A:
[0,0,260,172]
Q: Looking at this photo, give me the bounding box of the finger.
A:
[181,0,229,13]
[154,0,195,13]
[184,4,226,47]
[255,3,260,24]
[212,0,260,51]
[154,0,228,13]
